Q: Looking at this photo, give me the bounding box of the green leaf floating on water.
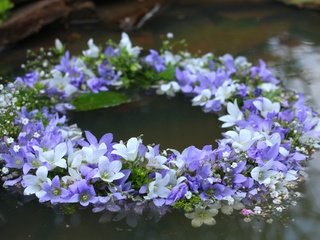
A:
[72,91,131,111]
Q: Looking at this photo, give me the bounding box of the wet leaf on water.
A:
[72,91,131,111]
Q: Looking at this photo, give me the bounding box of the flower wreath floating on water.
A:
[0,33,319,227]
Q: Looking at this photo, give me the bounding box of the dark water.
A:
[1,1,320,239]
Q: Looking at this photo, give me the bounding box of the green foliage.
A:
[128,165,150,189]
[71,91,131,111]
[173,196,202,212]
[0,0,13,24]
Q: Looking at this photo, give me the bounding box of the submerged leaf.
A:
[72,91,131,111]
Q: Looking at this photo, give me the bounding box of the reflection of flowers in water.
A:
[97,201,170,228]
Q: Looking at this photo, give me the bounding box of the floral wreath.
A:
[0,33,319,227]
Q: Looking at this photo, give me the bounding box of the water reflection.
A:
[268,34,320,110]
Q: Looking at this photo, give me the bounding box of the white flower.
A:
[93,157,125,183]
[145,173,171,199]
[2,167,9,174]
[55,39,64,52]
[6,137,14,144]
[36,142,68,169]
[253,97,280,118]
[251,160,278,185]
[192,89,212,106]
[111,137,140,161]
[156,81,180,97]
[80,143,107,165]
[162,51,181,65]
[145,146,168,170]
[46,70,78,97]
[59,124,83,141]
[214,81,237,104]
[258,83,278,92]
[224,129,258,151]
[23,166,50,198]
[185,208,218,227]
[119,32,141,57]
[219,100,243,128]
[83,39,100,58]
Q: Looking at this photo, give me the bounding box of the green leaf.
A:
[72,91,131,111]
[158,65,175,82]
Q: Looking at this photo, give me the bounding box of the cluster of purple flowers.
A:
[1,33,320,227]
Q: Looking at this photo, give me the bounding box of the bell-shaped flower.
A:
[219,99,243,128]
[192,89,212,106]
[83,39,100,58]
[253,97,280,118]
[37,142,67,169]
[40,176,69,204]
[111,137,140,161]
[45,70,78,97]
[145,146,168,170]
[251,160,278,185]
[119,32,141,57]
[145,173,171,199]
[93,156,125,183]
[214,81,237,104]
[23,166,50,198]
[224,129,258,151]
[156,81,180,97]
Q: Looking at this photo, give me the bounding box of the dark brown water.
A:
[1,1,320,240]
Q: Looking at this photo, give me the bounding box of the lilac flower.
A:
[87,78,108,93]
[251,60,279,84]
[40,176,69,204]
[145,50,166,72]
[93,157,125,182]
[68,180,96,206]
[15,71,38,88]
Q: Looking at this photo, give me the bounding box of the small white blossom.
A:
[55,39,64,52]
[2,167,9,175]
[13,145,20,153]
